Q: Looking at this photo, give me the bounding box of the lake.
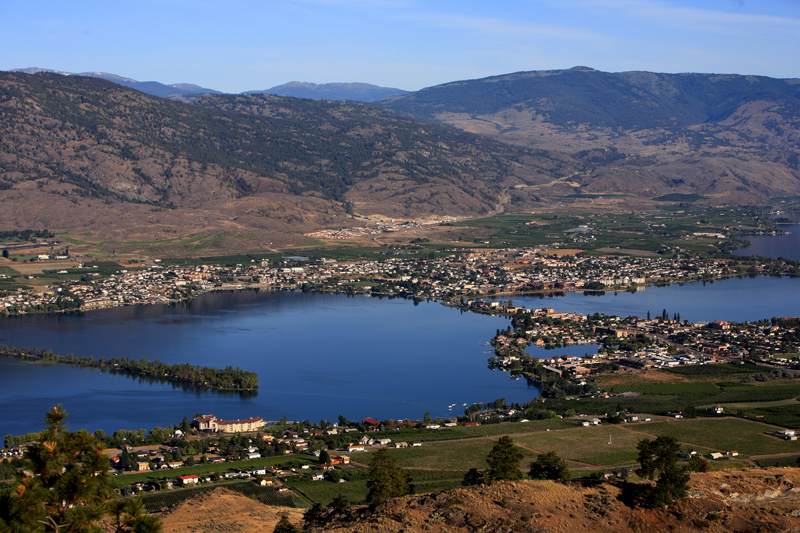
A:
[732,212,800,260]
[1,275,798,436]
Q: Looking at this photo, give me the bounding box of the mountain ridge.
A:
[9,68,408,103]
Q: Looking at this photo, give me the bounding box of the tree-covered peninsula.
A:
[0,345,258,391]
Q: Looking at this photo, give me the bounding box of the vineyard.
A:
[138,481,308,513]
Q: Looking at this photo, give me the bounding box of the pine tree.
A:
[485,436,524,482]
[365,449,411,506]
[2,405,163,533]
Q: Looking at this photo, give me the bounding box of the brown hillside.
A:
[156,469,800,533]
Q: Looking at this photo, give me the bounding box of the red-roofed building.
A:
[363,417,380,426]
[179,475,199,485]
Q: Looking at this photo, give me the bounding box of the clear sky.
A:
[2,0,798,93]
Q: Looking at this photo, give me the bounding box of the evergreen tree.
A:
[462,468,484,486]
[365,449,411,506]
[485,436,524,482]
[635,436,690,507]
[528,451,570,480]
[2,405,162,533]
[318,448,331,465]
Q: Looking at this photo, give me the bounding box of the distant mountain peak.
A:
[246,81,409,102]
[10,68,221,99]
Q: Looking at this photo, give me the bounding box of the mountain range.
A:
[1,67,799,244]
[10,68,407,103]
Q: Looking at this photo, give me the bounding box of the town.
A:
[0,245,796,316]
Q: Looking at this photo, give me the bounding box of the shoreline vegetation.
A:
[0,345,258,391]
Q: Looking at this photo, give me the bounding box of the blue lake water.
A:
[732,212,800,261]
[0,275,798,436]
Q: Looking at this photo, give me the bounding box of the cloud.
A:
[567,0,800,32]
[409,11,606,43]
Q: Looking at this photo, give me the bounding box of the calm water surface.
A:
[732,212,800,260]
[1,276,798,435]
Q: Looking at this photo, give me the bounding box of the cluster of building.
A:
[489,305,800,381]
[0,245,792,317]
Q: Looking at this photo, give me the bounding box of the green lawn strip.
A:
[632,419,799,456]
[514,425,642,466]
[109,455,317,488]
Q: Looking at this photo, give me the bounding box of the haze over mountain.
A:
[10,68,222,100]
[247,81,408,102]
[11,68,408,103]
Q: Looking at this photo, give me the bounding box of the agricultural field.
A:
[286,477,369,507]
[357,438,529,472]
[514,425,645,467]
[286,468,464,506]
[451,206,770,256]
[640,418,799,456]
[363,418,577,445]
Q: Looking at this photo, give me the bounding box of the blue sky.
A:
[2,0,798,93]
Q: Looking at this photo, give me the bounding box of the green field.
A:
[514,425,644,466]
[357,439,527,471]
[285,469,464,506]
[448,207,771,255]
[640,419,798,456]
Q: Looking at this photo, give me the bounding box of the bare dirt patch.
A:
[593,368,689,387]
[157,487,305,533]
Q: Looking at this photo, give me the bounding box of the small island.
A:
[0,345,258,391]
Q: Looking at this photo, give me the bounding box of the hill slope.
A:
[379,67,800,205]
[0,71,584,239]
[152,469,800,533]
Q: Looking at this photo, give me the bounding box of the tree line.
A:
[0,345,258,391]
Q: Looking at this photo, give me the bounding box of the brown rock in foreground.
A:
[158,488,305,533]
